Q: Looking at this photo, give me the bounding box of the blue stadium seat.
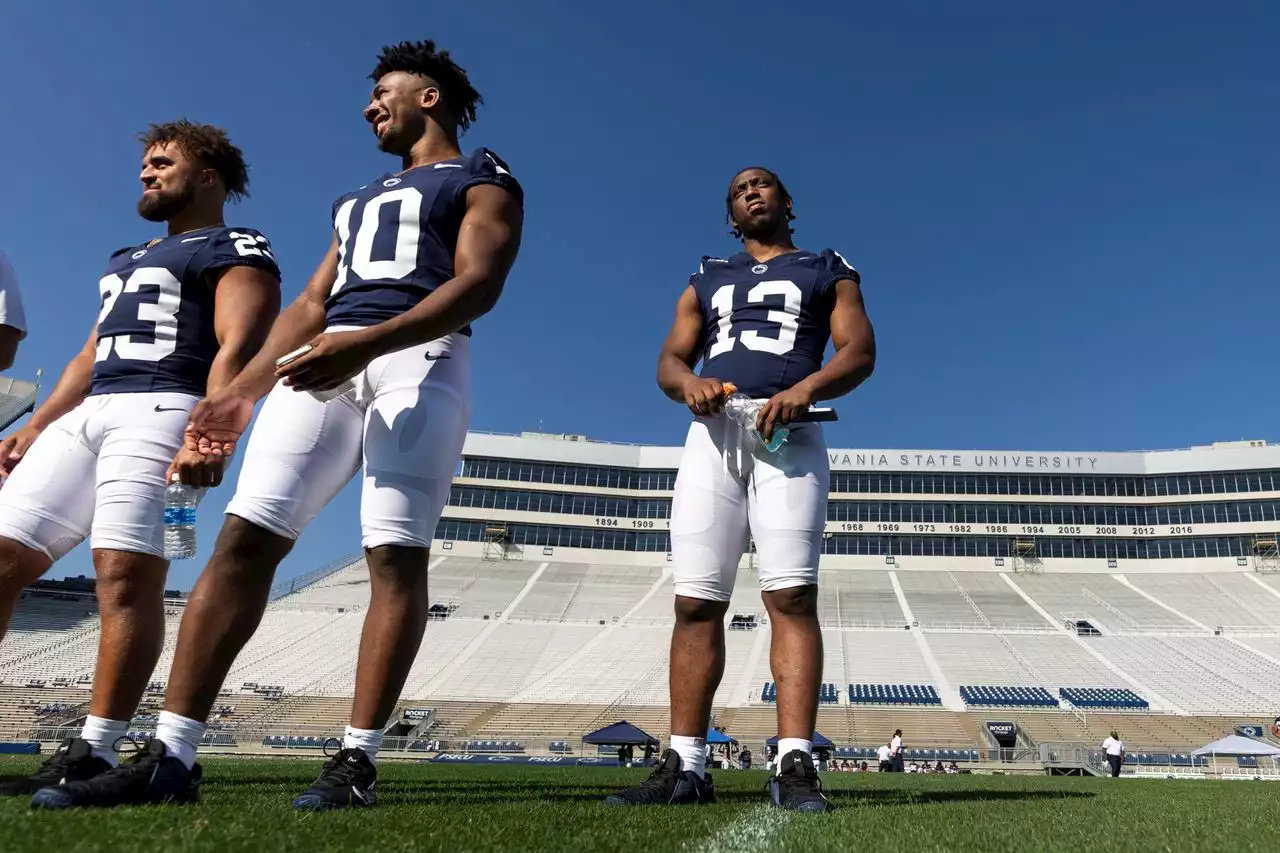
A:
[960,685,1056,707]
[1059,686,1149,710]
[848,683,941,706]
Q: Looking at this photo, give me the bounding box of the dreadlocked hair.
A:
[371,39,483,132]
[725,166,795,239]
[138,120,249,201]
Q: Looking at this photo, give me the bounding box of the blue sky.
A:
[1,1,1277,589]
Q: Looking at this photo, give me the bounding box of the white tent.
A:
[1192,735,1280,758]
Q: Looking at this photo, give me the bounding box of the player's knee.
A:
[0,537,49,596]
[366,545,430,593]
[674,595,729,625]
[211,515,292,574]
[93,553,166,610]
[762,584,818,619]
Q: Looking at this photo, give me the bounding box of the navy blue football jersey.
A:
[691,249,858,398]
[90,226,281,396]
[324,148,524,332]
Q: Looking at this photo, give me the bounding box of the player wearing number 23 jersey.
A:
[606,167,874,813]
[74,41,526,814]
[0,121,280,803]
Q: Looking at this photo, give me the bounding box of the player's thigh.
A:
[90,393,196,557]
[226,382,364,541]
[360,334,471,549]
[670,418,749,602]
[0,401,102,561]
[747,424,829,592]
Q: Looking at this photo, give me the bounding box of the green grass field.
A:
[0,756,1276,852]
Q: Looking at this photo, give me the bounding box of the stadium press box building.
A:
[436,432,1280,575]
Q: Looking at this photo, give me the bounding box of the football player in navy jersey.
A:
[41,40,524,811]
[0,121,280,798]
[606,168,875,811]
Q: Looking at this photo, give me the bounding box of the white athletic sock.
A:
[156,711,206,770]
[669,735,707,778]
[776,738,813,774]
[344,725,383,763]
[80,715,130,767]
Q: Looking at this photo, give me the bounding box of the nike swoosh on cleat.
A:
[154,405,186,413]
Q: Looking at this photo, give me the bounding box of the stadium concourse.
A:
[5,432,1280,777]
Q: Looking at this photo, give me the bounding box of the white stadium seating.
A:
[6,558,1280,745]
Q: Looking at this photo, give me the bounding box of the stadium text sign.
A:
[403,708,431,720]
[827,451,1105,473]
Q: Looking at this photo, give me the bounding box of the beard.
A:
[136,183,196,222]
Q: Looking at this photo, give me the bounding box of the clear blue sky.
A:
[1,1,1277,589]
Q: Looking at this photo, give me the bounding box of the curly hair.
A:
[371,39,483,132]
[138,120,249,201]
[725,166,795,239]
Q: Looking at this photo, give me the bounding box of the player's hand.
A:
[166,445,227,489]
[187,389,256,460]
[0,423,42,479]
[756,382,814,442]
[680,377,728,417]
[276,330,378,393]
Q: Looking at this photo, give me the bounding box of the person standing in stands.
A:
[890,728,904,772]
[876,742,892,773]
[1102,730,1124,777]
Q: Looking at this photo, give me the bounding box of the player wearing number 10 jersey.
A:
[33,40,524,811]
[0,121,281,799]
[606,167,875,812]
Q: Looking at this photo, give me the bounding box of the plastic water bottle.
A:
[163,475,203,560]
[723,391,790,453]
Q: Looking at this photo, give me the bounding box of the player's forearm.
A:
[363,274,502,357]
[796,342,876,402]
[228,297,327,400]
[657,353,699,403]
[29,351,95,430]
[205,334,265,398]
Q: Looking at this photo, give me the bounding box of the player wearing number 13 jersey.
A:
[0,122,280,799]
[606,167,875,812]
[39,41,524,812]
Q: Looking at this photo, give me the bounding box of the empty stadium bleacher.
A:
[7,558,1280,761]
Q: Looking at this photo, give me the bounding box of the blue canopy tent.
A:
[581,720,659,747]
[707,729,737,745]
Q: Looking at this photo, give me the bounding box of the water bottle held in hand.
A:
[721,382,790,453]
[163,475,203,560]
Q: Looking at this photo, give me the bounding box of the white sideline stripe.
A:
[1112,574,1210,632]
[1243,573,1280,603]
[417,562,550,696]
[891,571,963,710]
[687,805,791,853]
[508,569,672,703]
[998,573,1066,631]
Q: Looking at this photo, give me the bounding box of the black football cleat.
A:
[0,738,112,796]
[604,748,716,806]
[29,739,200,809]
[767,750,829,812]
[292,747,377,811]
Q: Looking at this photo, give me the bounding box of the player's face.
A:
[729,169,788,237]
[137,142,199,222]
[364,71,432,154]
